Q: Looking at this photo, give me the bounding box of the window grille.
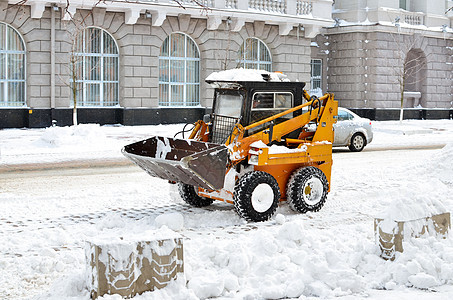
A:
[72,27,119,107]
[238,38,272,72]
[159,33,200,107]
[310,59,322,94]
[0,23,26,107]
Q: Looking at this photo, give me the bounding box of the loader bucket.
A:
[122,136,229,190]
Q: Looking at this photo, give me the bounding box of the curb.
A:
[0,157,134,173]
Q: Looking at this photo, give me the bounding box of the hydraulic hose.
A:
[174,123,195,139]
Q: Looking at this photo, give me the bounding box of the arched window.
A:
[73,27,119,107]
[0,23,26,107]
[159,33,200,106]
[238,38,272,71]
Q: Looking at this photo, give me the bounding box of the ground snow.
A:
[1,120,453,299]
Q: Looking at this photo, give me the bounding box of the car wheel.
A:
[349,133,366,152]
[234,171,280,222]
[286,166,329,213]
[178,183,214,207]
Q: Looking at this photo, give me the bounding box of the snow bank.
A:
[422,143,453,186]
[376,184,447,221]
[36,124,110,148]
[155,213,184,231]
[376,143,453,221]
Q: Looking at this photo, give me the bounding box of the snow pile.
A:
[375,182,447,221]
[422,143,453,186]
[206,68,289,82]
[36,124,110,148]
[358,235,453,290]
[185,220,368,299]
[155,213,184,231]
[375,143,453,222]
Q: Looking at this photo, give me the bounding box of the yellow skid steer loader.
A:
[123,71,338,222]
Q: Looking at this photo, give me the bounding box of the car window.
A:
[336,110,352,121]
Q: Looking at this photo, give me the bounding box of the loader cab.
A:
[207,80,306,143]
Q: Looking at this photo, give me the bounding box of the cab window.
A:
[250,92,294,130]
[252,92,293,115]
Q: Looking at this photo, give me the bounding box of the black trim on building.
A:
[1,107,451,129]
[350,108,453,121]
[0,108,207,128]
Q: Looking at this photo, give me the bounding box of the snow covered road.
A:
[1,120,453,299]
[2,147,453,299]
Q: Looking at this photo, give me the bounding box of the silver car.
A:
[333,107,373,152]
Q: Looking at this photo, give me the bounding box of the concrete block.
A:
[122,97,143,108]
[123,87,133,98]
[40,86,51,97]
[24,29,50,42]
[186,18,198,35]
[29,52,50,64]
[134,45,151,56]
[143,35,162,47]
[123,66,134,77]
[124,77,142,88]
[134,88,151,98]
[168,16,180,32]
[152,26,169,42]
[86,234,183,299]
[178,14,191,32]
[134,24,150,35]
[374,212,450,260]
[28,74,50,86]
[121,45,134,56]
[118,34,143,46]
[123,56,143,67]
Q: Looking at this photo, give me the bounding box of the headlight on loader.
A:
[249,154,259,165]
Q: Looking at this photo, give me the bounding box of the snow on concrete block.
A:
[86,234,183,299]
[374,212,450,260]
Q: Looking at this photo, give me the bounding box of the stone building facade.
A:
[312,0,453,120]
[0,0,333,128]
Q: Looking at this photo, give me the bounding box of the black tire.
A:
[233,171,280,222]
[178,183,214,207]
[348,132,366,152]
[287,166,329,213]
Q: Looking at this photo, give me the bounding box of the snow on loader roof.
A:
[205,68,290,83]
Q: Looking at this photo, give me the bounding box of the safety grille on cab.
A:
[211,115,239,144]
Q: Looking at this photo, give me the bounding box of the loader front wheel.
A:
[178,183,214,207]
[287,166,328,213]
[234,171,280,222]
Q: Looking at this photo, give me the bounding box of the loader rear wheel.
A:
[234,171,280,222]
[287,166,328,213]
[178,183,214,207]
[349,133,366,152]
